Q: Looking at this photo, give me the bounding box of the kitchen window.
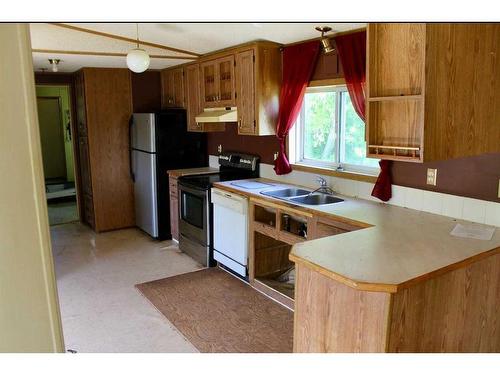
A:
[289,85,379,175]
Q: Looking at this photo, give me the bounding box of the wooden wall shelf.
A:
[366,23,500,162]
[367,95,423,102]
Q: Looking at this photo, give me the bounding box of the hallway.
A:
[51,223,203,352]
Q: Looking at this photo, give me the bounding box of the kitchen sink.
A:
[261,188,312,198]
[290,194,344,205]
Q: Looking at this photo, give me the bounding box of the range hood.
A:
[195,107,237,124]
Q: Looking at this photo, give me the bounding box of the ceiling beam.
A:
[48,23,201,58]
[32,48,198,60]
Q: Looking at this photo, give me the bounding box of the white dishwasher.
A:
[211,188,248,277]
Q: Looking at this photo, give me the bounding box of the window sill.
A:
[290,163,378,183]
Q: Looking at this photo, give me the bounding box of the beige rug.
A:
[136,267,293,353]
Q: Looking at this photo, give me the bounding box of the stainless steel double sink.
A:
[261,187,344,206]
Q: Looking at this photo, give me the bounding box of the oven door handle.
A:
[178,182,209,198]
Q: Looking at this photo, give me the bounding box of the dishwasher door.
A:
[211,188,248,277]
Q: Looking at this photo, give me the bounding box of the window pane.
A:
[341,92,379,168]
[302,91,337,163]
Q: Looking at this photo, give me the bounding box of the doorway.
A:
[36,85,79,225]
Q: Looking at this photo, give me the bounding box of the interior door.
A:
[36,96,67,179]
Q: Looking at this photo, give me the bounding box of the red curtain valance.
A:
[273,41,320,175]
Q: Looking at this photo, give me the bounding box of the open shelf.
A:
[253,231,295,308]
[368,94,423,102]
[254,204,277,228]
[367,100,424,162]
[279,212,308,240]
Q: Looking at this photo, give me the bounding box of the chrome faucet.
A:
[308,176,335,196]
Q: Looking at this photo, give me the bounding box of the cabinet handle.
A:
[238,119,242,129]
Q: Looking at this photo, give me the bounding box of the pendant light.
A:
[315,26,335,54]
[126,24,150,73]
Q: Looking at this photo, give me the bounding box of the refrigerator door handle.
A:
[129,115,135,182]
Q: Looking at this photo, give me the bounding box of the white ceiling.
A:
[30,23,366,73]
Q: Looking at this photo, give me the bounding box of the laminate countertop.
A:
[213,178,500,293]
[167,167,219,178]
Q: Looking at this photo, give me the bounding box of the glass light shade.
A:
[126,48,150,73]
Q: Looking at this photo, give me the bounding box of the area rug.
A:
[136,267,293,353]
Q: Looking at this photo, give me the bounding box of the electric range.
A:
[177,152,260,267]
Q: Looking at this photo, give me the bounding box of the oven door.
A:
[178,183,209,246]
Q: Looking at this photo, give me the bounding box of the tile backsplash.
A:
[209,155,500,227]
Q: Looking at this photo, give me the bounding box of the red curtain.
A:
[335,31,392,202]
[273,41,320,175]
[334,31,366,121]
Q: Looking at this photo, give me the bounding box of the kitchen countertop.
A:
[167,167,219,178]
[213,178,500,293]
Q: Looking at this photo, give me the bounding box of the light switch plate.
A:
[427,168,438,186]
[217,144,223,153]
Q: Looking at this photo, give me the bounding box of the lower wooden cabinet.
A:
[168,176,179,241]
[247,197,366,310]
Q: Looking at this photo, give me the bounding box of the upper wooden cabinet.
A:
[161,41,281,135]
[161,67,184,108]
[234,42,282,136]
[366,23,500,162]
[200,55,236,108]
[184,63,225,133]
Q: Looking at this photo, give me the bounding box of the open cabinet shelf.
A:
[366,23,500,162]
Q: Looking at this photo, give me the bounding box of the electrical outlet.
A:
[426,168,438,186]
[217,144,222,153]
[273,152,279,161]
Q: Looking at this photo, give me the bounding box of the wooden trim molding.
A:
[291,163,378,183]
[49,23,201,57]
[32,49,197,60]
[309,78,346,87]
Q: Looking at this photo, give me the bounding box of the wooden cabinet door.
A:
[200,60,219,108]
[235,50,256,134]
[75,71,87,137]
[78,136,92,196]
[172,68,185,107]
[161,69,175,108]
[216,55,236,107]
[184,64,203,131]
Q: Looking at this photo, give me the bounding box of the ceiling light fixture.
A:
[48,58,60,72]
[315,26,335,54]
[126,24,150,73]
